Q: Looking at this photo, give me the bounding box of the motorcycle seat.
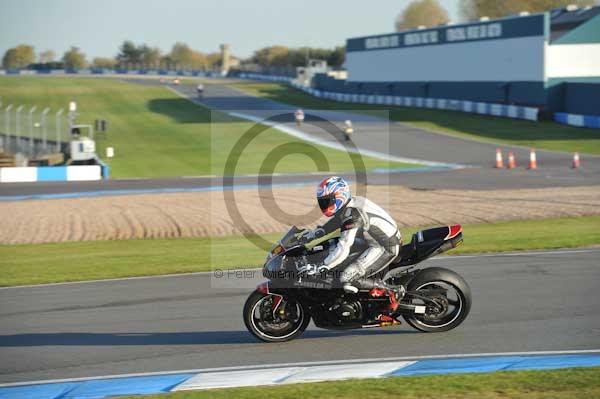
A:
[398,233,418,262]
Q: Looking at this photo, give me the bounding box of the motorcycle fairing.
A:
[390,225,463,269]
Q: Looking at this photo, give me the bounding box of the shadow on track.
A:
[0,329,418,347]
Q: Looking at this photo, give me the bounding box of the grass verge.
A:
[229,81,600,155]
[0,216,598,287]
[0,77,412,178]
[122,367,600,399]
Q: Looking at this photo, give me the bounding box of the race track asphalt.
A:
[1,78,599,197]
[2,165,599,199]
[1,248,599,383]
[163,80,599,169]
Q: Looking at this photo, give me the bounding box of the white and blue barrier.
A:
[287,80,539,122]
[555,112,600,129]
[0,351,598,399]
[238,72,294,83]
[0,165,107,183]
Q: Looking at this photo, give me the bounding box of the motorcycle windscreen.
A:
[279,226,303,249]
[264,254,284,277]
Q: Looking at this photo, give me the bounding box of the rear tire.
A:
[243,291,310,343]
[402,267,471,332]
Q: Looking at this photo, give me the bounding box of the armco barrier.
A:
[238,72,294,83]
[238,74,539,122]
[0,165,107,183]
[293,82,539,122]
[554,112,600,129]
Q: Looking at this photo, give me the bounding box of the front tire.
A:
[243,291,310,343]
[402,267,471,332]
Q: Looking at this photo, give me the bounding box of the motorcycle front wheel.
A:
[243,291,310,342]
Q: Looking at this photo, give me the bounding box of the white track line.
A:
[165,86,465,169]
[228,111,464,169]
[428,248,600,260]
[1,349,599,388]
[1,248,597,291]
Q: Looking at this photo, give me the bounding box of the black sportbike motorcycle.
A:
[243,225,471,342]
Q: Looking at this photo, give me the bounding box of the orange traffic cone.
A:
[495,148,504,168]
[572,152,580,169]
[507,152,516,169]
[528,149,537,170]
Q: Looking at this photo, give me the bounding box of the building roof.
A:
[550,5,600,41]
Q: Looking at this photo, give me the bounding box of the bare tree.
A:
[139,45,161,69]
[92,57,117,69]
[395,0,450,31]
[39,50,56,63]
[170,42,193,70]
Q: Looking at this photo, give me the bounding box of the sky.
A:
[0,0,460,61]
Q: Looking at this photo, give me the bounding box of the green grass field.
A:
[0,77,412,178]
[1,216,598,287]
[229,81,600,155]
[123,367,600,399]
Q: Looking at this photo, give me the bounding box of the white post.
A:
[15,105,24,152]
[0,100,3,152]
[55,108,64,152]
[28,106,37,154]
[5,104,12,136]
[4,105,12,153]
[42,107,50,152]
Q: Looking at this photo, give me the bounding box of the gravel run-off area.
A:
[1,185,599,245]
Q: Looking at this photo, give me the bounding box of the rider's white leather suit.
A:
[313,196,401,289]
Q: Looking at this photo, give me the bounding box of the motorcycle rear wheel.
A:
[243,291,310,343]
[402,267,471,332]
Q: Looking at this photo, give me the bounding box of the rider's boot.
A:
[368,285,402,314]
[345,279,405,314]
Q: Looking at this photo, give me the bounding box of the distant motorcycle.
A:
[294,109,305,126]
[343,120,353,141]
[243,225,471,342]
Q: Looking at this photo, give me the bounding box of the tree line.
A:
[249,46,345,69]
[2,1,594,71]
[396,0,595,31]
[2,41,345,71]
[1,41,224,71]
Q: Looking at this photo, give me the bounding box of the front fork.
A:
[256,281,285,319]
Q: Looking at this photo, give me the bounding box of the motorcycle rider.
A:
[301,176,404,315]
